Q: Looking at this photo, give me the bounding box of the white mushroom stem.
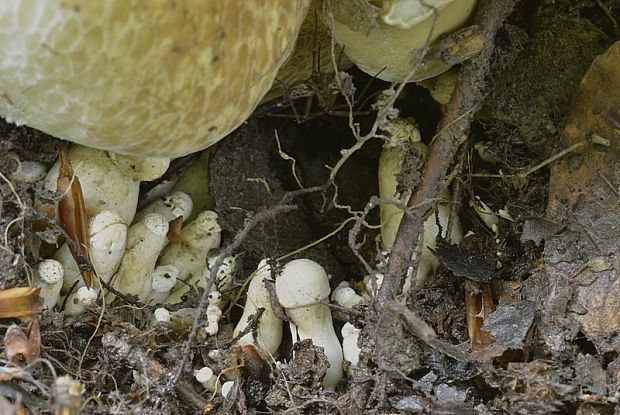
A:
[111,213,169,302]
[331,281,364,309]
[133,191,193,224]
[159,211,222,303]
[378,119,462,287]
[205,308,223,336]
[204,291,224,336]
[234,260,283,356]
[275,259,343,390]
[44,145,140,224]
[194,367,220,393]
[34,259,64,311]
[55,210,127,292]
[341,323,361,376]
[89,210,127,284]
[64,286,98,317]
[221,381,235,398]
[146,265,179,305]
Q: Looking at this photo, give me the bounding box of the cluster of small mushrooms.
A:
[1,0,488,393]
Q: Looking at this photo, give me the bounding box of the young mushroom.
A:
[34,259,64,311]
[275,258,343,390]
[44,145,140,224]
[146,265,179,305]
[341,323,361,376]
[233,260,283,356]
[63,286,98,317]
[378,118,462,287]
[194,366,221,394]
[133,191,193,225]
[159,211,222,304]
[111,213,169,302]
[331,281,364,309]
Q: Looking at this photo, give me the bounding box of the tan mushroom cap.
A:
[0,1,310,157]
[328,0,477,82]
[276,258,331,308]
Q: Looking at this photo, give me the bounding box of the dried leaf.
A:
[166,216,183,243]
[3,321,41,365]
[483,300,536,349]
[520,218,564,246]
[57,144,93,288]
[0,287,41,319]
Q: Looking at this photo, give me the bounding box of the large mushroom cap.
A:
[0,1,310,157]
[275,258,331,308]
[328,0,477,82]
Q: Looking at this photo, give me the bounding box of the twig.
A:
[377,0,517,305]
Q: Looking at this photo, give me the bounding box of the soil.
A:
[0,1,619,414]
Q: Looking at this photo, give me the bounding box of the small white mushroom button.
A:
[331,281,364,309]
[153,307,171,324]
[194,366,220,393]
[146,265,179,305]
[64,286,98,317]
[35,259,64,311]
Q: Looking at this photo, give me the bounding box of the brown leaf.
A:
[166,216,183,243]
[3,321,41,365]
[57,144,93,288]
[0,287,41,319]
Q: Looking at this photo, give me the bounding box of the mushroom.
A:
[54,210,127,292]
[341,323,361,376]
[146,265,179,305]
[331,281,364,309]
[0,1,311,157]
[233,260,283,356]
[7,153,47,184]
[327,0,477,81]
[133,191,193,224]
[204,291,224,336]
[63,286,98,317]
[34,259,64,311]
[194,366,220,393]
[158,210,221,303]
[44,145,140,224]
[88,210,128,284]
[275,259,343,390]
[111,213,169,302]
[378,118,462,287]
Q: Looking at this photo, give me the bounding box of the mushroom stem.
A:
[234,260,283,356]
[111,213,169,302]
